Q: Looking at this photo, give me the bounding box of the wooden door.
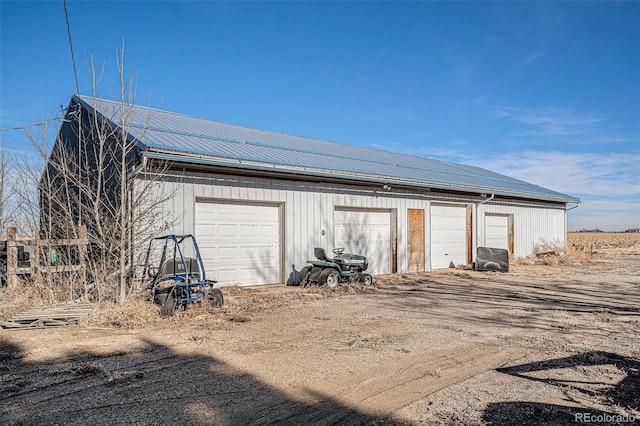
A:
[408,209,425,272]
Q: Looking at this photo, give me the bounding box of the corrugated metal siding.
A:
[477,204,565,258]
[77,95,578,204]
[139,171,438,276]
[138,170,568,276]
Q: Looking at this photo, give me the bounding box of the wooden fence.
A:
[3,226,88,286]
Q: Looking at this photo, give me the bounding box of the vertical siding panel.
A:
[205,174,214,199]
[311,190,320,253]
[284,188,294,276]
[168,180,178,234]
[304,188,311,260]
[238,178,247,200]
[178,181,187,235]
[424,200,431,271]
[183,182,194,234]
[323,190,333,249]
[247,177,256,200]
[158,171,566,281]
[396,198,405,272]
[293,190,300,263]
[478,203,566,258]
[213,178,221,199]
[225,181,234,199]
[262,178,270,201]
[196,174,203,198]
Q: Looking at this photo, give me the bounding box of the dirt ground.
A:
[1,233,639,425]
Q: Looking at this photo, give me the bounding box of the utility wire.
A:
[64,0,80,94]
[0,116,65,132]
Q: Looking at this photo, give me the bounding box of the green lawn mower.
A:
[298,247,373,288]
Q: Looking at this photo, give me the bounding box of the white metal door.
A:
[196,201,280,286]
[485,214,509,251]
[334,209,391,275]
[430,204,468,269]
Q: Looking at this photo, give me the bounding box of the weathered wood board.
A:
[1,304,94,330]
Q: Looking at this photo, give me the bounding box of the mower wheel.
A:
[324,269,340,288]
[361,274,373,286]
[208,288,224,308]
[160,293,177,317]
[298,266,311,287]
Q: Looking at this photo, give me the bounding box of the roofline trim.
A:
[143,149,580,204]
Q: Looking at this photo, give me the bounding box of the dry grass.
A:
[512,232,640,266]
[4,232,637,327]
[514,242,593,266]
[0,272,94,321]
[568,232,640,250]
[86,295,161,329]
[0,278,52,322]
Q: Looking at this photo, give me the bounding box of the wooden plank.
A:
[408,209,425,273]
[1,304,94,330]
[2,226,89,288]
[37,265,85,273]
[7,238,88,246]
[10,305,93,316]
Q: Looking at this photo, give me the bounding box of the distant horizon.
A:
[569,228,640,233]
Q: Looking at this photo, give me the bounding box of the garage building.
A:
[50,95,580,286]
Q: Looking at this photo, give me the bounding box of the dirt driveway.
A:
[1,239,639,425]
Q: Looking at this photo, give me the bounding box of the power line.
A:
[0,116,65,132]
[63,0,80,94]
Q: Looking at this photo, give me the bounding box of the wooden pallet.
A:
[1,304,94,330]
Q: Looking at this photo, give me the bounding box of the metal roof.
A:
[74,95,579,204]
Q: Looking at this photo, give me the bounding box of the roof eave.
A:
[142,149,580,204]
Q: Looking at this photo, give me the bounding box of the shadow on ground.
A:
[0,336,405,425]
[483,351,639,426]
[373,273,639,334]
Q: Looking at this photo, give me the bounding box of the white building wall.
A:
[477,204,566,258]
[140,170,567,282]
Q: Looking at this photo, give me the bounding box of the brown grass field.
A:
[1,232,639,425]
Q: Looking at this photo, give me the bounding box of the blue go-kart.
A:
[142,235,223,316]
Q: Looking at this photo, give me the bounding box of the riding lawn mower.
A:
[298,247,373,288]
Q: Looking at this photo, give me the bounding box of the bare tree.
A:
[23,44,176,304]
[0,137,15,234]
[0,136,15,292]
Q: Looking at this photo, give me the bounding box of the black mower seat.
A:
[314,248,332,262]
[158,257,200,280]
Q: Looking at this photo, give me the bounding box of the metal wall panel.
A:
[139,171,568,284]
[478,204,566,258]
[334,208,392,275]
[484,214,510,251]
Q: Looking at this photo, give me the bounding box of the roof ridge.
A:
[77,95,487,172]
[75,95,578,203]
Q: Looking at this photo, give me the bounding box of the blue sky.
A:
[1,1,638,231]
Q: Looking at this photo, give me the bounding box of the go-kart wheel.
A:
[361,274,373,286]
[324,269,340,288]
[160,293,176,317]
[208,288,224,308]
[154,293,168,306]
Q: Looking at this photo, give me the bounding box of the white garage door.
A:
[485,214,509,251]
[430,204,468,269]
[195,201,280,286]
[334,209,391,275]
